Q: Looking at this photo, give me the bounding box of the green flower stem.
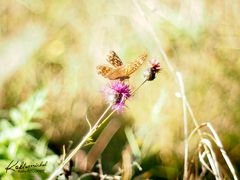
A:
[132,79,147,95]
[96,109,117,130]
[48,104,113,180]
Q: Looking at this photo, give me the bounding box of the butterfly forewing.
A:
[122,53,148,76]
[106,51,123,67]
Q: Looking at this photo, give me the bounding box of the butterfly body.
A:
[97,51,147,80]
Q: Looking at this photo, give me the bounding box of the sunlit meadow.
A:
[0,0,240,179]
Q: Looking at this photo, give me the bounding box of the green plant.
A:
[0,89,59,180]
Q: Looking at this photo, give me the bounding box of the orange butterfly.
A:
[97,51,148,80]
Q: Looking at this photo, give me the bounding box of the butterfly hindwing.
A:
[96,65,115,78]
[107,51,123,67]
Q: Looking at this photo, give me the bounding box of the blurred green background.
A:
[0,0,240,179]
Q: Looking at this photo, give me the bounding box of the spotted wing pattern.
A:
[96,65,115,78]
[106,51,123,67]
[121,53,148,76]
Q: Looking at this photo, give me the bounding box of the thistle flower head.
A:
[103,81,131,112]
[144,59,161,81]
[150,59,161,73]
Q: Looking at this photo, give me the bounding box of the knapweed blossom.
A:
[144,59,161,81]
[103,81,131,112]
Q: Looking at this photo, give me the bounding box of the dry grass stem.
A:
[176,72,188,180]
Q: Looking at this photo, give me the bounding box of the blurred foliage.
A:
[0,0,240,179]
[0,89,59,179]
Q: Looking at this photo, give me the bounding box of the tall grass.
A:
[132,0,238,179]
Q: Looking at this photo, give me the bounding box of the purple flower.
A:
[103,81,131,112]
[150,59,161,73]
[144,59,161,81]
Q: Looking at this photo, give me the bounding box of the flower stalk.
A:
[48,104,113,180]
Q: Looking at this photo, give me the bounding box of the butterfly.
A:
[97,51,148,80]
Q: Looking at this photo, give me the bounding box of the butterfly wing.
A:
[120,53,148,76]
[96,65,115,78]
[106,51,123,67]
